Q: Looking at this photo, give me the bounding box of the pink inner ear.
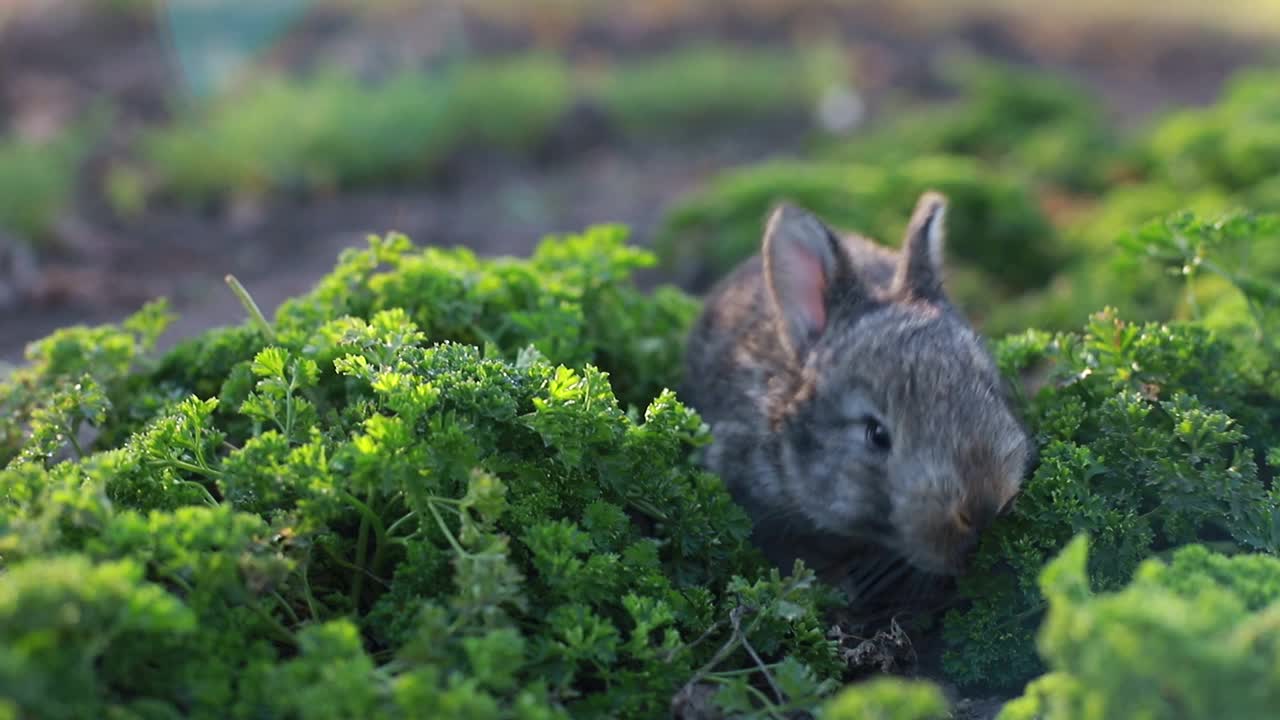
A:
[795,249,827,336]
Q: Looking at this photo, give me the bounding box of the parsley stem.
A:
[740,632,785,706]
[178,479,219,507]
[249,602,297,647]
[320,543,389,588]
[706,663,782,677]
[300,559,322,621]
[65,422,86,459]
[704,677,785,719]
[425,499,468,557]
[225,274,276,343]
[170,458,223,479]
[285,367,297,441]
[349,488,375,610]
[271,591,302,627]
[342,490,388,543]
[385,511,417,537]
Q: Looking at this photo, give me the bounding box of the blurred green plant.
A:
[999,537,1280,720]
[1146,69,1280,193]
[139,43,860,207]
[0,131,88,246]
[653,155,1062,320]
[1121,212,1280,366]
[669,61,1280,342]
[103,163,150,220]
[818,677,949,720]
[982,67,1280,336]
[592,44,849,138]
[821,59,1125,193]
[143,55,572,204]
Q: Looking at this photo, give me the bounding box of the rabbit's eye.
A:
[864,419,892,452]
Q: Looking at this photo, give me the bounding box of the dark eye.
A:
[864,418,892,452]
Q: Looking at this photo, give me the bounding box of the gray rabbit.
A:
[681,191,1030,601]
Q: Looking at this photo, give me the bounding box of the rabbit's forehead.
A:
[826,308,999,386]
[821,309,1017,436]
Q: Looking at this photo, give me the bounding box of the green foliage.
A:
[818,677,949,720]
[942,286,1280,689]
[447,57,575,152]
[143,56,572,203]
[0,555,197,719]
[985,206,1280,359]
[103,163,150,219]
[0,298,175,466]
[11,43,1280,715]
[1120,212,1280,362]
[825,59,1122,193]
[999,537,1280,720]
[593,44,848,137]
[0,130,87,244]
[261,225,697,411]
[654,60,1142,334]
[1146,69,1280,193]
[139,43,858,205]
[978,67,1280,336]
[0,227,866,718]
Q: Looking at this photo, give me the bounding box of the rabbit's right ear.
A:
[894,191,948,301]
[763,204,856,359]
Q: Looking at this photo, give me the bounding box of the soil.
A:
[0,2,1268,714]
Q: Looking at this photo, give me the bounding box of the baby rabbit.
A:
[681,191,1029,594]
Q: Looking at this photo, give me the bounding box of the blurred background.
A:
[2,0,1279,364]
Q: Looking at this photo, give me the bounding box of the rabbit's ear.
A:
[895,191,948,301]
[763,203,854,358]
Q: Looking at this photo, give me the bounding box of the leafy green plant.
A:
[592,44,848,137]
[446,57,575,152]
[11,42,1280,716]
[999,536,1280,720]
[0,227,872,719]
[819,678,949,720]
[821,58,1123,193]
[941,220,1280,690]
[1146,69,1280,193]
[0,130,88,245]
[140,43,859,206]
[1120,212,1280,361]
[143,55,572,204]
[103,162,151,219]
[982,193,1280,335]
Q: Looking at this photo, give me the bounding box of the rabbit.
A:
[680,191,1030,599]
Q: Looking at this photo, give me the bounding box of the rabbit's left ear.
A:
[763,203,860,360]
[894,191,948,301]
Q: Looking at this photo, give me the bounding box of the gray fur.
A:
[681,192,1030,595]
